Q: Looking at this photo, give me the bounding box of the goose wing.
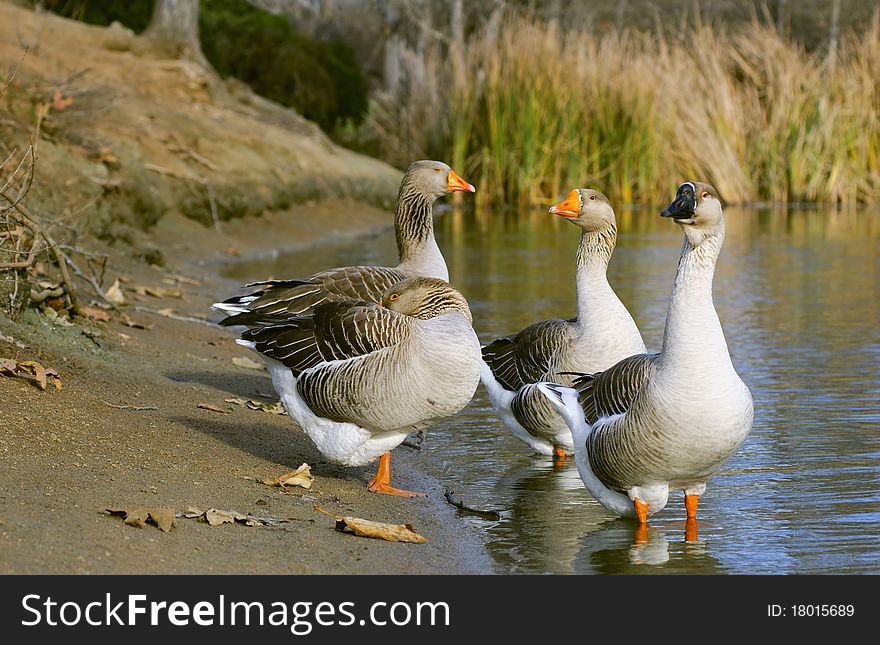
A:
[217,266,408,327]
[240,300,413,376]
[571,353,659,424]
[482,319,574,390]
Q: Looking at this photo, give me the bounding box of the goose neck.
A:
[659,226,729,368]
[574,225,617,318]
[395,186,446,278]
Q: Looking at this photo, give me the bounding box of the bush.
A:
[199,0,368,132]
[42,0,369,133]
[42,0,153,33]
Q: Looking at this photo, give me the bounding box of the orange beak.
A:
[549,189,581,218]
[447,169,476,193]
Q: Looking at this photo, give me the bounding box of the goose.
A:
[540,182,754,531]
[214,160,475,327]
[480,189,645,458]
[237,276,481,496]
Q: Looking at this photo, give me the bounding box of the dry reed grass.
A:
[362,11,880,205]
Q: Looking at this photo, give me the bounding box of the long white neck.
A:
[574,226,645,355]
[658,224,731,375]
[394,187,448,280]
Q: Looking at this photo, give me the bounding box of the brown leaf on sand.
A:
[105,279,127,305]
[232,356,264,370]
[9,360,61,391]
[313,505,427,543]
[225,397,285,415]
[119,314,152,330]
[22,361,46,390]
[0,332,28,349]
[164,273,202,287]
[107,507,176,532]
[192,508,284,527]
[80,306,113,322]
[260,463,314,491]
[132,285,184,299]
[198,403,227,413]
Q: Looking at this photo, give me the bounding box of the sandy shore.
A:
[0,204,494,574]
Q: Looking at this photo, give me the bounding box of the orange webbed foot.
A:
[366,451,425,498]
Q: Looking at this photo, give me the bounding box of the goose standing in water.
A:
[541,182,753,533]
[481,189,645,458]
[214,161,475,326]
[237,277,481,496]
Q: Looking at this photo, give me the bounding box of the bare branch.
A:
[0,46,28,102]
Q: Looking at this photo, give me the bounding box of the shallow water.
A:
[224,205,880,574]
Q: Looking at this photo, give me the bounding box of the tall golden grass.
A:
[362,12,880,205]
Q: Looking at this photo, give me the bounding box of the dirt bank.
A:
[0,5,493,574]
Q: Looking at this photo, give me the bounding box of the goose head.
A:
[661,182,723,245]
[404,160,475,199]
[549,189,615,233]
[379,276,473,323]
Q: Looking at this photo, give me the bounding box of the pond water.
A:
[224,205,880,574]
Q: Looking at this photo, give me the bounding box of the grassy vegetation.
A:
[365,12,880,206]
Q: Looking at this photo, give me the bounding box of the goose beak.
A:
[549,190,581,218]
[661,191,696,221]
[447,169,476,193]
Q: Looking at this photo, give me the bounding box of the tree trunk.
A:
[775,0,787,39]
[144,0,209,66]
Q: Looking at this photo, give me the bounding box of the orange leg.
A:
[685,517,698,543]
[633,497,649,525]
[685,494,699,520]
[552,445,570,469]
[367,452,425,498]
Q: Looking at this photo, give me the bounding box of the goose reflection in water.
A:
[573,522,723,575]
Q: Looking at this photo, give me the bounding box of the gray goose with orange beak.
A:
[214,161,475,326]
[540,182,754,537]
[237,277,481,497]
[480,189,645,458]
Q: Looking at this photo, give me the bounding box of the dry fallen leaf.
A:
[105,279,127,305]
[132,285,184,299]
[107,507,176,532]
[164,273,202,286]
[314,505,427,543]
[261,464,314,491]
[195,508,284,527]
[225,397,285,415]
[119,314,152,330]
[4,360,61,391]
[198,403,227,414]
[0,332,28,349]
[232,356,265,370]
[80,306,113,322]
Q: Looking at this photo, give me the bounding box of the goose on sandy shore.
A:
[214,160,475,327]
[237,277,481,496]
[481,189,645,458]
[541,182,754,533]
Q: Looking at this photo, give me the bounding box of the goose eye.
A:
[434,168,442,173]
[588,194,596,201]
[701,191,710,199]
[389,293,399,301]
